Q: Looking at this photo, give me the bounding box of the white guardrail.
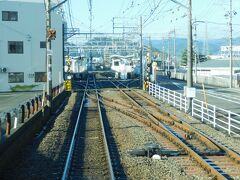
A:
[149,82,240,136]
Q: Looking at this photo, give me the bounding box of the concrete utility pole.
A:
[205,21,208,56]
[202,21,208,56]
[46,0,53,109]
[89,0,93,70]
[162,36,165,71]
[167,32,170,73]
[146,36,152,81]
[140,16,144,89]
[112,17,115,33]
[187,0,193,110]
[229,0,233,88]
[173,28,176,74]
[170,1,193,108]
[194,18,198,84]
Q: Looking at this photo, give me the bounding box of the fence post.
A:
[167,89,170,104]
[158,86,160,100]
[35,97,39,111]
[164,88,166,102]
[31,99,35,114]
[21,105,25,123]
[40,95,43,108]
[59,84,61,94]
[192,99,194,116]
[173,91,176,107]
[6,113,11,136]
[201,101,204,122]
[213,105,216,128]
[154,84,157,98]
[184,97,187,113]
[27,102,31,118]
[228,111,231,135]
[149,83,151,95]
[180,94,182,111]
[14,116,18,129]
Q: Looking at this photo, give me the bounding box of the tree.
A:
[181,48,200,66]
[181,48,188,66]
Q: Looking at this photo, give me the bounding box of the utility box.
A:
[64,80,72,91]
[184,86,196,98]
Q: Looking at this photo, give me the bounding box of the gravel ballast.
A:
[2,89,238,179]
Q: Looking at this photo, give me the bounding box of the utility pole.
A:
[173,28,176,74]
[112,17,115,33]
[162,36,165,71]
[167,32,170,73]
[194,18,198,84]
[169,0,194,111]
[187,0,193,110]
[46,0,52,109]
[89,0,93,71]
[229,0,233,88]
[140,16,144,89]
[205,21,208,56]
[147,36,152,81]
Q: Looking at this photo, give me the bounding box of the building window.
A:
[8,41,23,54]
[2,11,18,21]
[8,72,24,83]
[35,72,47,82]
[40,41,46,48]
[114,61,119,66]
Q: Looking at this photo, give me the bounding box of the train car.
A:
[110,55,140,79]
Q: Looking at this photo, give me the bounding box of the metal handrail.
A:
[149,82,240,136]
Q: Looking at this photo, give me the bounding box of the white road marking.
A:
[0,93,18,97]
[199,91,240,105]
[172,82,184,89]
[207,90,240,101]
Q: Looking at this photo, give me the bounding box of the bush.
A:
[10,85,37,91]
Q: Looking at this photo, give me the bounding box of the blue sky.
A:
[64,0,240,40]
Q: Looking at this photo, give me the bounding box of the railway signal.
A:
[146,52,151,82]
[47,29,56,40]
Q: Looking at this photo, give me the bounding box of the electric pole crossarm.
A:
[170,0,188,9]
[49,0,67,12]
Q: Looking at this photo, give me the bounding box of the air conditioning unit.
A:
[0,67,8,73]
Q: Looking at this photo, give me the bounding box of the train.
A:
[110,55,140,79]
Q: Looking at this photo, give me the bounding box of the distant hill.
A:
[144,37,240,58]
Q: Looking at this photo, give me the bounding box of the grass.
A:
[10,85,38,91]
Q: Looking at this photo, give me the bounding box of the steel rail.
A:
[93,77,115,180]
[110,80,226,179]
[110,81,223,151]
[134,90,240,163]
[61,77,89,180]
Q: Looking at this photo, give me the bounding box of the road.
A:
[156,74,240,114]
[0,91,42,114]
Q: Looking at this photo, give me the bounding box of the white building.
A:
[0,0,64,92]
[221,45,240,59]
[194,59,240,76]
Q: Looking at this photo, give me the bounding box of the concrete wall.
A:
[0,91,70,174]
[172,72,239,88]
[0,1,63,91]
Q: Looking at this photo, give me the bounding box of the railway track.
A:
[108,80,240,179]
[62,74,125,180]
